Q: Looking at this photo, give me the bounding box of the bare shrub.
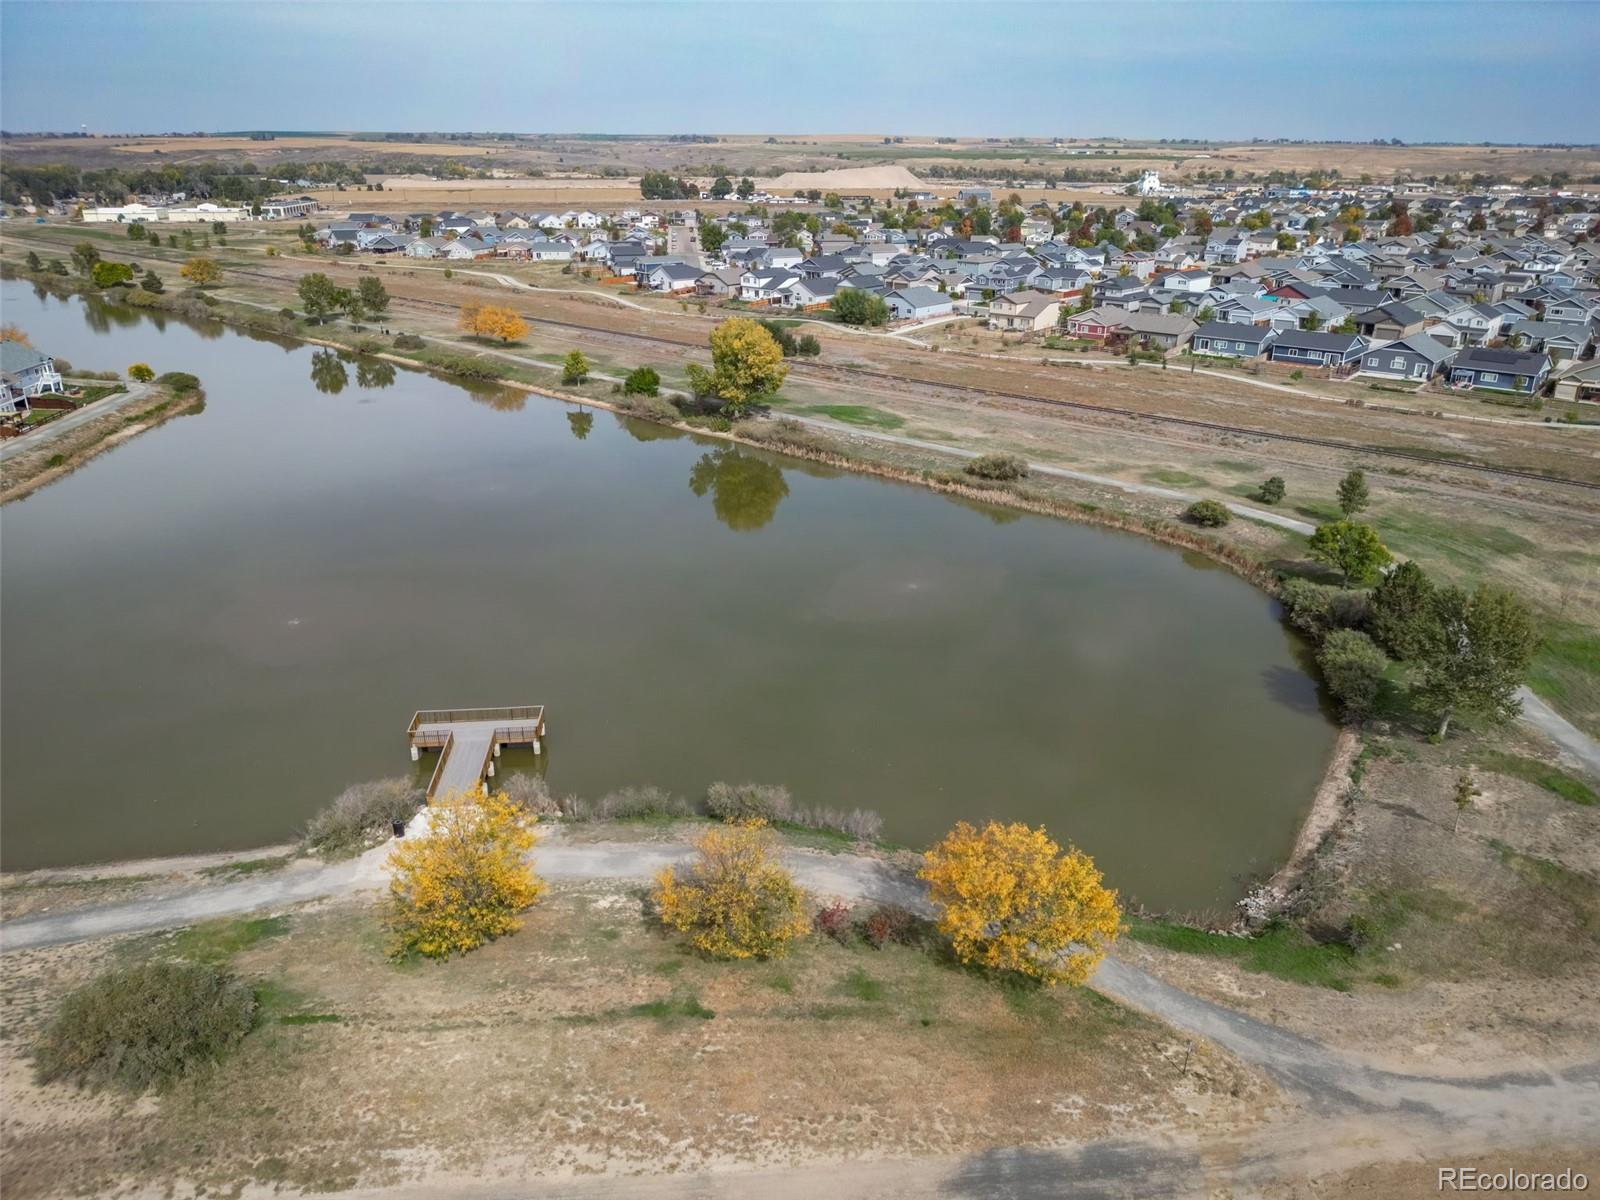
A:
[303,778,423,856]
[499,772,560,816]
[787,804,884,841]
[562,785,693,822]
[706,781,792,823]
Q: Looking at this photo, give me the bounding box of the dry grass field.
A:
[0,887,1268,1197]
[7,133,1596,195]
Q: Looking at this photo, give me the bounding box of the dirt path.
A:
[5,833,1597,1197]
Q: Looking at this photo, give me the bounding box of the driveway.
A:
[0,380,150,461]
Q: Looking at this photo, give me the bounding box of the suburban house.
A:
[1,373,29,416]
[1063,306,1121,341]
[883,287,954,322]
[1551,359,1600,405]
[694,267,745,298]
[1447,346,1552,394]
[1266,330,1367,368]
[1356,335,1457,381]
[737,270,799,305]
[0,343,65,397]
[987,290,1061,334]
[786,277,840,310]
[1351,301,1425,341]
[1508,320,1592,362]
[642,262,702,293]
[1190,321,1277,359]
[1115,310,1197,350]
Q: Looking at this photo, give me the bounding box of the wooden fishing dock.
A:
[406,706,546,802]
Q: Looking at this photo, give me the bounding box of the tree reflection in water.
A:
[567,409,594,440]
[355,358,396,390]
[688,446,789,532]
[309,348,349,395]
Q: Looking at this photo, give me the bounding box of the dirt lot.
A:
[0,887,1268,1198]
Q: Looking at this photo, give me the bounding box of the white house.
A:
[0,343,66,397]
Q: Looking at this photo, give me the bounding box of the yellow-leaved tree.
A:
[919,820,1121,986]
[652,820,809,959]
[179,256,222,287]
[684,317,788,415]
[386,788,543,959]
[458,303,528,345]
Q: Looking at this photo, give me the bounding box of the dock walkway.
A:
[407,706,546,801]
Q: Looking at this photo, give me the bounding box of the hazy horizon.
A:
[3,0,1597,144]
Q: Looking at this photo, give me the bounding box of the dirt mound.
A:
[763,165,927,192]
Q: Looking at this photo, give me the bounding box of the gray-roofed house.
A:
[1267,330,1367,368]
[1356,334,1456,381]
[0,342,65,397]
[1447,347,1552,394]
[1191,321,1277,359]
[883,287,954,322]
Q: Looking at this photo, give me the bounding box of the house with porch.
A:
[1266,330,1367,369]
[1190,321,1277,359]
[883,287,954,322]
[1355,335,1456,381]
[0,343,65,397]
[987,290,1061,334]
[1447,347,1551,394]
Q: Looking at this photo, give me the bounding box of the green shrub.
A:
[303,778,422,855]
[1183,499,1232,527]
[623,365,661,396]
[33,962,256,1093]
[1258,476,1286,504]
[393,332,425,350]
[1317,629,1389,722]
[964,453,1028,482]
[1279,579,1371,642]
[705,781,792,822]
[155,371,201,394]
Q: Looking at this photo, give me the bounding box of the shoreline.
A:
[0,266,1352,922]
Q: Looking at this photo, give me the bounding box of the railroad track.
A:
[202,263,1600,493]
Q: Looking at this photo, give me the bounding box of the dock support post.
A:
[493,742,501,758]
[410,745,419,762]
[487,760,496,778]
[532,737,542,755]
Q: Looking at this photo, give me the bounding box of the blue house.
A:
[1266,330,1367,368]
[1448,347,1551,394]
[1191,321,1277,359]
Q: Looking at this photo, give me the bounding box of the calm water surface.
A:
[0,280,1336,910]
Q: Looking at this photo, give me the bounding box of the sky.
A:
[2,0,1597,143]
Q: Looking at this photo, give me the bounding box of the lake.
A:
[0,280,1336,911]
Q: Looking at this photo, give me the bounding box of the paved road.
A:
[1517,686,1600,779]
[0,380,150,461]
